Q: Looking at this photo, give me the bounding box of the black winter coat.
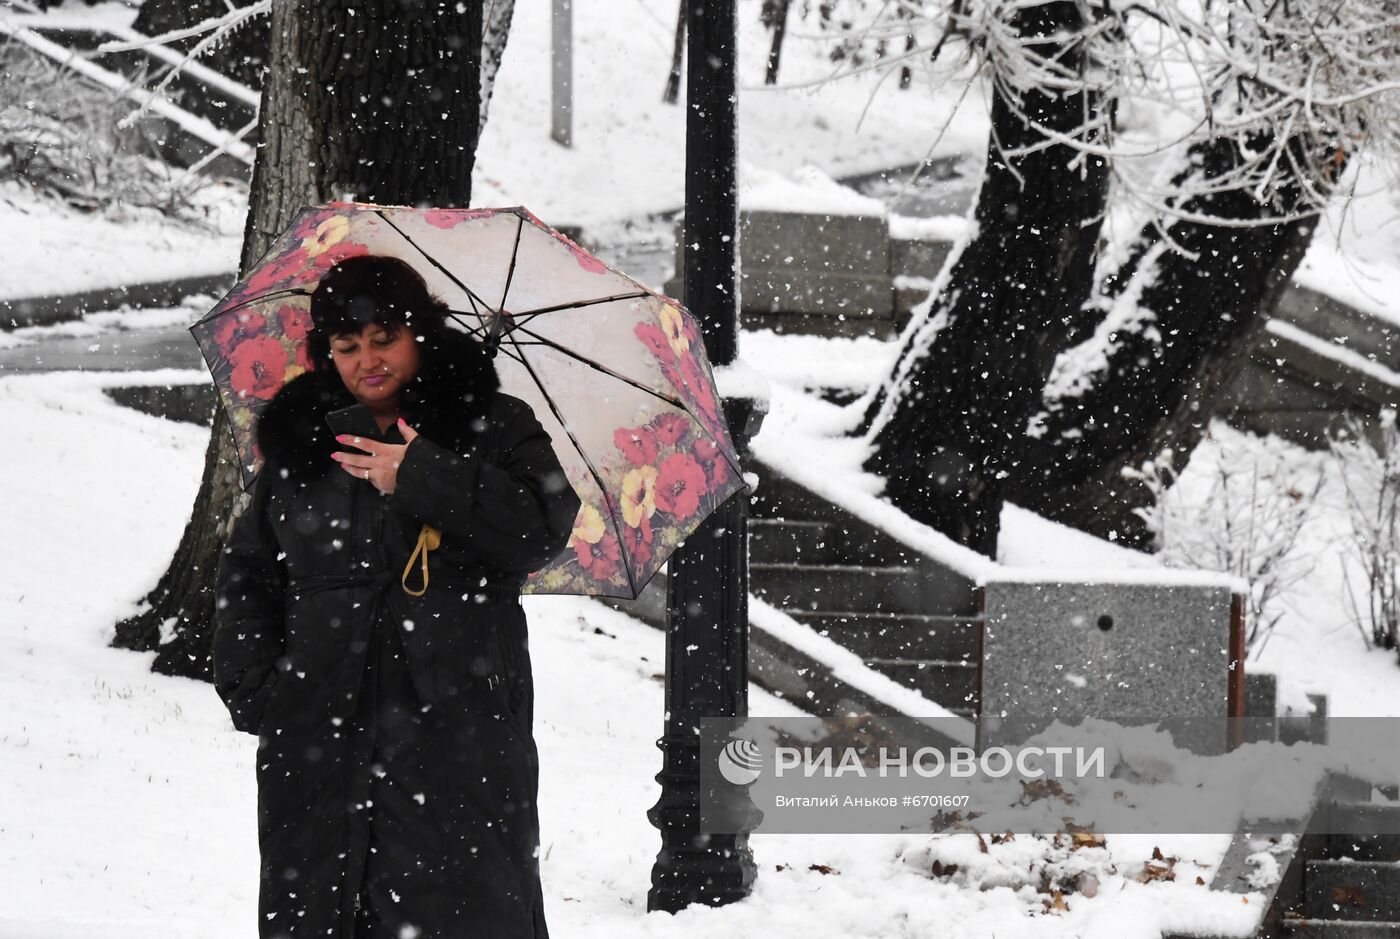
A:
[211,330,581,939]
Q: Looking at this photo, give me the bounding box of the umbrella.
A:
[190,202,746,599]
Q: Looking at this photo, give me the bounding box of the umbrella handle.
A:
[484,310,508,359]
[402,524,443,596]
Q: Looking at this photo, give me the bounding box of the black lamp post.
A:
[647,0,762,913]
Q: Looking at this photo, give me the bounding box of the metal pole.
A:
[647,0,759,914]
[551,0,572,148]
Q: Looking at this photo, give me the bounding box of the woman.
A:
[211,255,581,939]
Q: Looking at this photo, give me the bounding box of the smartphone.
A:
[326,404,383,444]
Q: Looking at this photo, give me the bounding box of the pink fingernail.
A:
[331,453,342,461]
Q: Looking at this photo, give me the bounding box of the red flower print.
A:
[647,412,689,446]
[308,239,368,277]
[654,451,708,520]
[421,207,499,228]
[678,355,722,430]
[212,311,259,351]
[614,426,660,466]
[634,322,674,365]
[691,437,732,491]
[240,252,303,297]
[277,304,311,341]
[574,532,622,582]
[565,240,608,274]
[423,209,462,229]
[230,335,289,401]
[620,518,654,571]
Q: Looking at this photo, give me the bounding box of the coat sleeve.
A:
[211,468,288,735]
[390,399,583,573]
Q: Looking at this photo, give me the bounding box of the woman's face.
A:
[329,321,422,413]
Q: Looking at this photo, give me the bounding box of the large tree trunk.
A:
[1009,133,1331,546]
[479,0,516,126]
[857,0,1110,558]
[113,0,486,679]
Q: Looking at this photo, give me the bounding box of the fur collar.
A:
[256,327,500,482]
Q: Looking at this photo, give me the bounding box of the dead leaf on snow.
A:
[1137,863,1176,884]
[1021,778,1075,805]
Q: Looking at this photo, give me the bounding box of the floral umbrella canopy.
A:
[191,203,745,599]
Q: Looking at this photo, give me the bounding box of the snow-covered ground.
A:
[5,0,1400,933]
[0,368,1325,939]
[474,0,986,227]
[0,180,243,303]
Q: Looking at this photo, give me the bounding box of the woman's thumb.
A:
[398,418,419,442]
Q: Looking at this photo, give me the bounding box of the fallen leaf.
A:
[1022,779,1075,805]
[1136,861,1176,884]
[808,863,839,876]
[1331,885,1367,908]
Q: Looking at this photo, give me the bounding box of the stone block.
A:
[664,210,892,323]
[980,579,1237,755]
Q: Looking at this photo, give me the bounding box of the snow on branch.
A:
[94,1,271,131]
[785,0,1400,222]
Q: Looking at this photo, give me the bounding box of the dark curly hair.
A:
[307,255,494,416]
[306,255,452,366]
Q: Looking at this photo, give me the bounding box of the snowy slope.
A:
[0,370,1292,939]
[473,0,988,226]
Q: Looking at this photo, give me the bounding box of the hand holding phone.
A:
[325,404,383,444]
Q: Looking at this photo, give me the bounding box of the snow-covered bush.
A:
[0,38,208,218]
[1126,426,1323,652]
[1329,411,1400,655]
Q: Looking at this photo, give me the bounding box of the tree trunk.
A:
[763,0,792,86]
[663,0,687,104]
[113,0,486,679]
[857,0,1109,558]
[1010,133,1331,546]
[479,0,516,126]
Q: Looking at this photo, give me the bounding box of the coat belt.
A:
[285,570,520,716]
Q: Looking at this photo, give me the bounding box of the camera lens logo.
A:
[717,738,763,786]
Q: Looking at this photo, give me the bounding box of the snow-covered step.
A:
[1328,805,1400,863]
[787,610,979,662]
[1283,919,1400,937]
[750,561,969,616]
[748,517,837,565]
[862,657,979,711]
[1304,860,1400,923]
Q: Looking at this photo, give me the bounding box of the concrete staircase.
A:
[1283,802,1400,937]
[746,461,982,719]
